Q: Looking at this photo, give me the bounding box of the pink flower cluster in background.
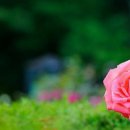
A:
[89,96,102,106]
[68,92,82,103]
[38,89,63,101]
[38,89,102,105]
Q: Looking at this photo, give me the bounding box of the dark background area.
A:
[0,0,129,97]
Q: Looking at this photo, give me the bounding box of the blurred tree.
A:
[0,0,129,96]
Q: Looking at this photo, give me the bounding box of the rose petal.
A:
[120,87,129,97]
[123,102,130,108]
[112,103,130,114]
[116,71,130,91]
[103,69,119,108]
[112,96,128,103]
[117,60,130,72]
[121,113,129,119]
[103,69,120,88]
[113,91,125,98]
[129,80,130,94]
[104,91,113,110]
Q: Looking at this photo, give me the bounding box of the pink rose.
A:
[103,60,130,119]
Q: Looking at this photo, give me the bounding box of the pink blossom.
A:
[39,91,52,101]
[38,89,63,101]
[89,96,102,106]
[51,89,63,100]
[68,92,82,103]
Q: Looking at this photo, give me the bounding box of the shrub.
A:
[0,99,130,130]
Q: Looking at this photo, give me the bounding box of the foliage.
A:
[0,0,129,93]
[0,98,130,130]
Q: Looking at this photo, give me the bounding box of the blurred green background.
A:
[0,0,129,97]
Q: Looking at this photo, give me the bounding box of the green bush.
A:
[0,98,130,130]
